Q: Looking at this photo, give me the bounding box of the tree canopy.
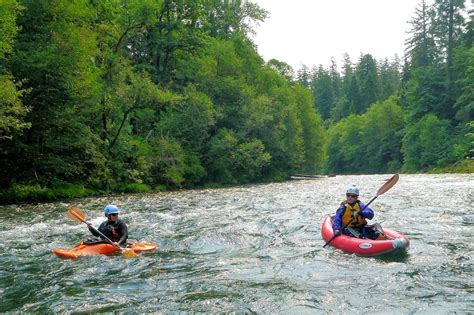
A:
[0,0,472,203]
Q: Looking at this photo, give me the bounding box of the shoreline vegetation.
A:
[1,160,471,205]
[1,1,472,206]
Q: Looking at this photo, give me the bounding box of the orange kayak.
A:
[52,241,157,259]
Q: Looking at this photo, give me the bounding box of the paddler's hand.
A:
[333,229,341,236]
[352,211,361,219]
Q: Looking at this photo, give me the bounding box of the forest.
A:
[0,0,472,203]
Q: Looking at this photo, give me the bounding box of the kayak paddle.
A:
[323,174,399,248]
[67,207,137,258]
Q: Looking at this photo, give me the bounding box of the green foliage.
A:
[205,129,240,184]
[118,183,151,193]
[330,96,351,122]
[109,71,179,147]
[1,183,51,203]
[311,65,334,120]
[325,115,365,174]
[203,0,268,38]
[0,0,30,140]
[267,59,294,81]
[296,65,311,88]
[206,129,270,184]
[402,114,462,172]
[325,98,405,174]
[355,54,381,112]
[234,139,271,182]
[1,0,471,204]
[0,74,30,139]
[360,98,405,173]
[156,88,216,151]
[346,76,363,115]
[405,0,439,67]
[379,57,401,100]
[428,159,474,173]
[405,66,451,121]
[0,0,22,59]
[50,183,90,198]
[0,182,92,204]
[293,84,326,173]
[453,46,474,123]
[149,136,187,187]
[467,121,474,157]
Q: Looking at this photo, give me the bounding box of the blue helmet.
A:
[104,204,120,216]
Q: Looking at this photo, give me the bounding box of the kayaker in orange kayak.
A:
[332,186,383,240]
[88,204,129,247]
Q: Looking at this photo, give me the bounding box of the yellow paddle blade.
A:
[376,174,399,196]
[121,248,138,258]
[67,207,86,223]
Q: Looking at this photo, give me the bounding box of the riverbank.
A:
[427,159,474,174]
[0,182,153,205]
[1,160,472,205]
[0,177,283,205]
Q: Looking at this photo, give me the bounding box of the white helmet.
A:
[346,186,359,196]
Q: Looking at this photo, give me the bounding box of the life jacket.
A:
[341,201,367,227]
[102,221,121,242]
[111,227,120,240]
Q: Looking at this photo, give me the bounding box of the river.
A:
[0,174,472,313]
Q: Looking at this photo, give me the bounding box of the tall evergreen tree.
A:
[341,53,354,96]
[311,65,334,120]
[329,58,342,103]
[332,53,362,118]
[405,0,439,67]
[346,75,362,114]
[296,64,311,88]
[355,54,381,112]
[452,36,474,124]
[379,56,401,100]
[432,0,466,116]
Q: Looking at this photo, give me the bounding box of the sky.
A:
[251,0,427,71]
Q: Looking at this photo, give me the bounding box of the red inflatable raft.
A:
[321,216,409,256]
[52,241,157,259]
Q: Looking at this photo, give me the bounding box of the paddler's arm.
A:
[117,222,128,246]
[88,222,106,238]
[88,224,100,237]
[332,207,345,231]
[358,202,374,219]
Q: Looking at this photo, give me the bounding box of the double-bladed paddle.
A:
[67,207,137,258]
[323,174,399,248]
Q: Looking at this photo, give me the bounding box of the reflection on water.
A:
[0,174,473,313]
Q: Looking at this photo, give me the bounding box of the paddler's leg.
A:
[361,226,384,240]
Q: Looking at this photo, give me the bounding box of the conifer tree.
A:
[356,54,381,112]
[405,0,439,67]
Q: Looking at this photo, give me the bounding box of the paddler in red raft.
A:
[332,186,385,240]
[87,204,129,247]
